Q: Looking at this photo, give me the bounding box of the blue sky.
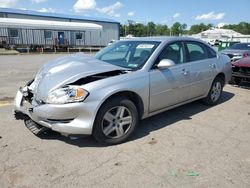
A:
[1,0,250,27]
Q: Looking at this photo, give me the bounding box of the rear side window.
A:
[186,42,208,62]
[206,46,217,58]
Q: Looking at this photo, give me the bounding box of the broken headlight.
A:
[46,86,89,104]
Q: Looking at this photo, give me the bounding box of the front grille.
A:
[239,67,250,75]
[232,66,239,72]
[232,66,250,75]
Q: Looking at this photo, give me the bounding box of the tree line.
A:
[120,21,250,37]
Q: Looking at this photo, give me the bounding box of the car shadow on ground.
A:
[38,91,235,147]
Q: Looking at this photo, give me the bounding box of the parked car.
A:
[14,37,232,145]
[232,57,250,84]
[221,42,250,61]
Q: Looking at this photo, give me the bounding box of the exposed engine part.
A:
[71,70,127,85]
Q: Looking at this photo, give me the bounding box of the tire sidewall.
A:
[93,97,138,145]
[207,77,223,105]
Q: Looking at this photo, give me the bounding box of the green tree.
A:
[156,24,169,36]
[171,22,187,36]
[189,23,213,35]
[134,23,147,37]
[222,22,250,35]
[147,22,156,36]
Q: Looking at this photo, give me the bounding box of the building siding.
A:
[0,12,119,47]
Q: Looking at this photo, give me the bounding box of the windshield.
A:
[228,43,250,50]
[95,41,160,70]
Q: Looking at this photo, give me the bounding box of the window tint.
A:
[207,46,217,58]
[44,30,52,39]
[228,43,250,50]
[10,29,19,38]
[158,42,185,64]
[186,42,207,61]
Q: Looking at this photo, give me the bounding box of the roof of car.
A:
[122,36,204,42]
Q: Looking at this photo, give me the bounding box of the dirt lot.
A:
[0,54,250,188]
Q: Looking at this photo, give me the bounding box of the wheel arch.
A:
[215,72,226,86]
[96,90,145,120]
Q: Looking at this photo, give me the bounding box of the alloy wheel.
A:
[101,106,132,138]
[211,81,222,102]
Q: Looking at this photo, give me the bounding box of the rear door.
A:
[149,41,192,112]
[185,41,218,98]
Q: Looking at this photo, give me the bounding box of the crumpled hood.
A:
[31,53,124,102]
[232,57,250,68]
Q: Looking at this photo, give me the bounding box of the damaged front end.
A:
[14,80,49,135]
[232,65,250,84]
[13,53,131,136]
[14,70,129,136]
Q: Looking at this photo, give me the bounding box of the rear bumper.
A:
[14,87,97,135]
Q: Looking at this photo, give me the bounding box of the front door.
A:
[58,32,64,45]
[149,42,192,112]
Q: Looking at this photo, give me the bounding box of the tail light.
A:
[243,52,249,58]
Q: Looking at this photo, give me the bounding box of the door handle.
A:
[182,69,189,75]
[209,64,216,69]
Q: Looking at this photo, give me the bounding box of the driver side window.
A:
[157,42,184,64]
[158,42,185,65]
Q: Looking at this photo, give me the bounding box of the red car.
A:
[232,57,250,84]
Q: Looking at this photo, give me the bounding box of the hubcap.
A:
[211,81,222,102]
[102,106,132,138]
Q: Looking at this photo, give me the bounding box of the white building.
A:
[0,8,120,48]
[193,28,250,43]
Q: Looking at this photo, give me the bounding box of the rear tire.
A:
[202,77,223,106]
[93,97,139,145]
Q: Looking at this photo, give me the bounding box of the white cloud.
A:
[128,11,135,17]
[97,2,123,17]
[38,7,56,13]
[31,0,47,3]
[73,0,96,12]
[196,12,225,20]
[0,0,18,8]
[173,13,180,19]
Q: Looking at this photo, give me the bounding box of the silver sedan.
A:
[14,37,232,144]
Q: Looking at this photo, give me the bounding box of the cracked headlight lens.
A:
[46,86,89,104]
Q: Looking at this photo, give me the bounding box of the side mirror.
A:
[157,59,175,69]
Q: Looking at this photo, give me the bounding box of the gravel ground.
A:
[0,54,250,188]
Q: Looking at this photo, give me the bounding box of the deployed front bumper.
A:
[14,86,97,135]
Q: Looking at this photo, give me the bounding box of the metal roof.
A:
[0,8,119,24]
[0,18,103,30]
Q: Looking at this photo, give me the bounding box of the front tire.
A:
[93,97,139,145]
[202,77,223,106]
